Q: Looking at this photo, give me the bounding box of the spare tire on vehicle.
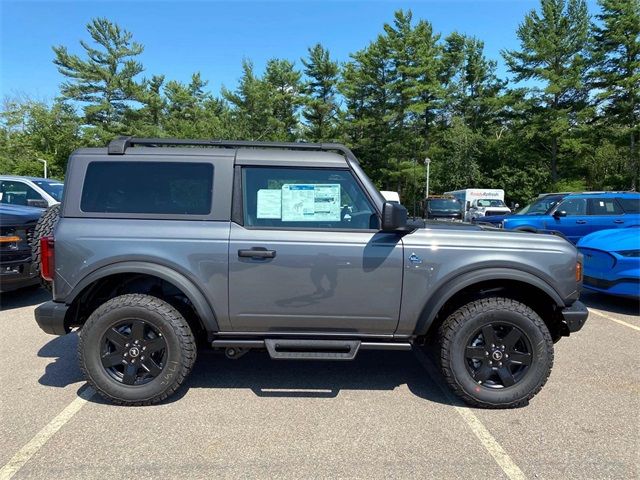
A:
[31,203,61,291]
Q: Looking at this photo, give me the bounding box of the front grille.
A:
[584,275,639,290]
[485,210,506,217]
[579,248,615,271]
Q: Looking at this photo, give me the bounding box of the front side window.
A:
[0,180,44,206]
[242,167,378,230]
[557,198,587,216]
[587,198,623,215]
[81,161,213,215]
[617,198,640,214]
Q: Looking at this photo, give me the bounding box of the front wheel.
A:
[79,294,197,406]
[439,297,553,408]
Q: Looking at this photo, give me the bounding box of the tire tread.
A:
[78,293,196,406]
[439,296,554,408]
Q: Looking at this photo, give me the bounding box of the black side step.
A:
[264,339,360,360]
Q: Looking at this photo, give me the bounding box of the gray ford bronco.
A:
[34,137,588,407]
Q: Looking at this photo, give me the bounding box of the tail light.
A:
[40,236,55,282]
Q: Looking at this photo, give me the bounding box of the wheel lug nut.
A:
[485,351,489,356]
[505,354,509,358]
[491,344,495,348]
[125,343,130,347]
[489,361,493,365]
[141,356,145,360]
[498,362,502,366]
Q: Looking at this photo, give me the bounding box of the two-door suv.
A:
[34,137,588,407]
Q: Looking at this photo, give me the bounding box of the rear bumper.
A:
[560,301,588,332]
[34,301,69,335]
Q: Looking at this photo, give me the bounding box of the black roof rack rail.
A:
[107,136,358,162]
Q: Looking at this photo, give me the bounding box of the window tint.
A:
[557,198,587,216]
[242,167,378,230]
[0,180,44,206]
[81,162,213,215]
[587,198,622,215]
[618,197,640,213]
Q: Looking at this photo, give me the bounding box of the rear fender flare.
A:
[67,261,219,332]
[415,268,564,336]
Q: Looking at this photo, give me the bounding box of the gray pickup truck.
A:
[34,137,588,408]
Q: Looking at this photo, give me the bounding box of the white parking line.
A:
[413,349,527,480]
[589,308,640,332]
[0,387,95,480]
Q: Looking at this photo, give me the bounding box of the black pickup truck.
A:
[0,204,42,292]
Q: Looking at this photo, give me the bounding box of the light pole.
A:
[37,158,47,179]
[424,157,431,200]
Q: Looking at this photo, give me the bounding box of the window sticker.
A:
[256,189,282,219]
[281,184,341,222]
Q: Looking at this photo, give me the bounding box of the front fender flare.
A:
[67,261,219,332]
[414,267,565,336]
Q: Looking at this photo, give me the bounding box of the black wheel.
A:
[439,297,553,408]
[79,294,196,406]
[31,203,61,292]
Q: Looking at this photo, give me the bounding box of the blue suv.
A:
[501,192,640,243]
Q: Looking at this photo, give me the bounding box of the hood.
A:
[578,228,640,251]
[0,204,43,226]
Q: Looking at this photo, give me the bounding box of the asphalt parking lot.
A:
[1,288,638,479]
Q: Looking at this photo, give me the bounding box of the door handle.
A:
[238,247,276,259]
[613,220,624,224]
[575,220,587,224]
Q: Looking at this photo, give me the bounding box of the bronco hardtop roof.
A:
[106,136,359,163]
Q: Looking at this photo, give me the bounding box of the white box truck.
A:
[443,189,511,222]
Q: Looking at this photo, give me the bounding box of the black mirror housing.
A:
[381,201,408,231]
[553,210,567,218]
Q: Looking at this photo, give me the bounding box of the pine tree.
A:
[590,0,640,188]
[301,44,340,141]
[264,59,302,141]
[52,18,144,135]
[503,0,590,183]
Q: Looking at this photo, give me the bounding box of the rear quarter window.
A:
[80,161,213,215]
[618,198,640,214]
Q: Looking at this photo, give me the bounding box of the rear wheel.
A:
[31,203,61,291]
[79,294,196,406]
[439,297,553,408]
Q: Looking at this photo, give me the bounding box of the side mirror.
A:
[553,210,567,218]
[381,201,408,232]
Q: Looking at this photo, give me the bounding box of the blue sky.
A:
[1,0,600,102]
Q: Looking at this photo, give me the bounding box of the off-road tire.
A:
[439,297,553,408]
[79,294,197,406]
[31,203,61,291]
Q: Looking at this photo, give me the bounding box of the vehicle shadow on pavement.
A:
[580,291,640,316]
[37,333,458,407]
[37,332,85,387]
[1,286,51,312]
[178,349,455,405]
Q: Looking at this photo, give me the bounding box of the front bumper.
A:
[560,301,588,332]
[0,257,39,292]
[34,301,70,335]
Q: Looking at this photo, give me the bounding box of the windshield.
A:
[33,180,64,201]
[476,199,506,207]
[428,199,461,211]
[516,195,564,215]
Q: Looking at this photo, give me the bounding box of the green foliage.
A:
[1,1,637,205]
[301,44,340,141]
[52,18,144,137]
